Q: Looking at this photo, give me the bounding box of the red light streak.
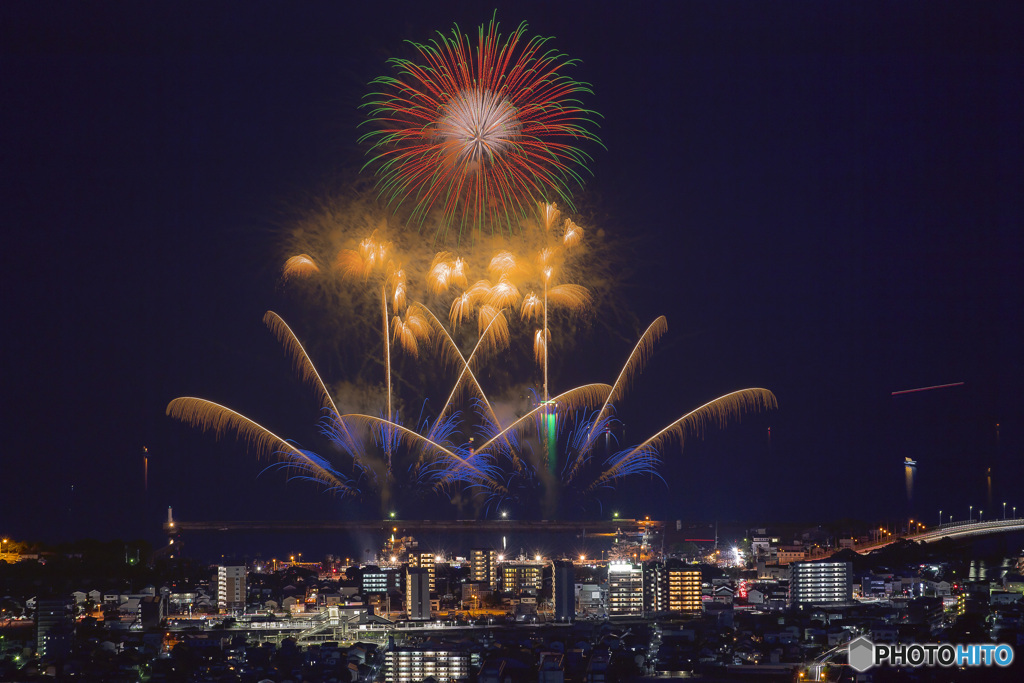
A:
[891,381,964,396]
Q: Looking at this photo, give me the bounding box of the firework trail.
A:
[582,388,778,494]
[165,397,358,497]
[360,14,601,237]
[590,317,668,429]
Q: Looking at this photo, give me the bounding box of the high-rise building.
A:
[789,561,853,607]
[470,548,498,589]
[405,567,431,620]
[553,561,575,622]
[216,565,246,614]
[36,597,73,662]
[608,562,643,617]
[362,567,402,595]
[384,645,470,682]
[643,562,667,613]
[140,595,167,628]
[667,567,702,614]
[501,563,543,595]
[408,552,436,592]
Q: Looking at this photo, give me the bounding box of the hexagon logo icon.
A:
[847,635,875,672]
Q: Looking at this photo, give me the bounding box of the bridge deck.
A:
[855,519,1024,553]
[164,518,659,535]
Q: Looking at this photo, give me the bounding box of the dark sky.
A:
[3,1,1023,545]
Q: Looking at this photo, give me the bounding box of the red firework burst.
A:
[361,15,601,238]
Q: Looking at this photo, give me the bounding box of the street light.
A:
[939,510,942,528]
[979,510,983,522]
[1003,502,1007,520]
[969,505,973,522]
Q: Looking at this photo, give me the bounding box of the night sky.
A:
[3,1,1023,545]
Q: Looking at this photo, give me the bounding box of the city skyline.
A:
[3,1,1023,543]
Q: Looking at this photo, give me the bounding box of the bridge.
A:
[856,518,1024,554]
[162,510,660,537]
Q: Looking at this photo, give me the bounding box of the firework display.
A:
[360,14,601,237]
[284,197,601,376]
[168,204,776,514]
[167,17,777,517]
